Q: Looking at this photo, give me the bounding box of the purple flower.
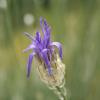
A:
[23,17,62,78]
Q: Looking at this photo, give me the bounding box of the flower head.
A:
[23,17,63,80]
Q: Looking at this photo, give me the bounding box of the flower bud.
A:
[36,53,65,88]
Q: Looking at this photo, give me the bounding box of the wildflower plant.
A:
[23,17,67,100]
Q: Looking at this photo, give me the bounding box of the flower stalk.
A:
[55,85,67,100]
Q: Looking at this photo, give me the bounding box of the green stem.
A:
[55,86,67,100]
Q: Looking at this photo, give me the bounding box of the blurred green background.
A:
[0,0,100,100]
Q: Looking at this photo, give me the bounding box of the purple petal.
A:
[40,17,45,35]
[41,49,52,75]
[36,32,41,42]
[27,52,36,78]
[35,33,43,51]
[43,19,51,48]
[50,42,62,59]
[23,32,34,40]
[23,44,36,52]
[44,19,51,34]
